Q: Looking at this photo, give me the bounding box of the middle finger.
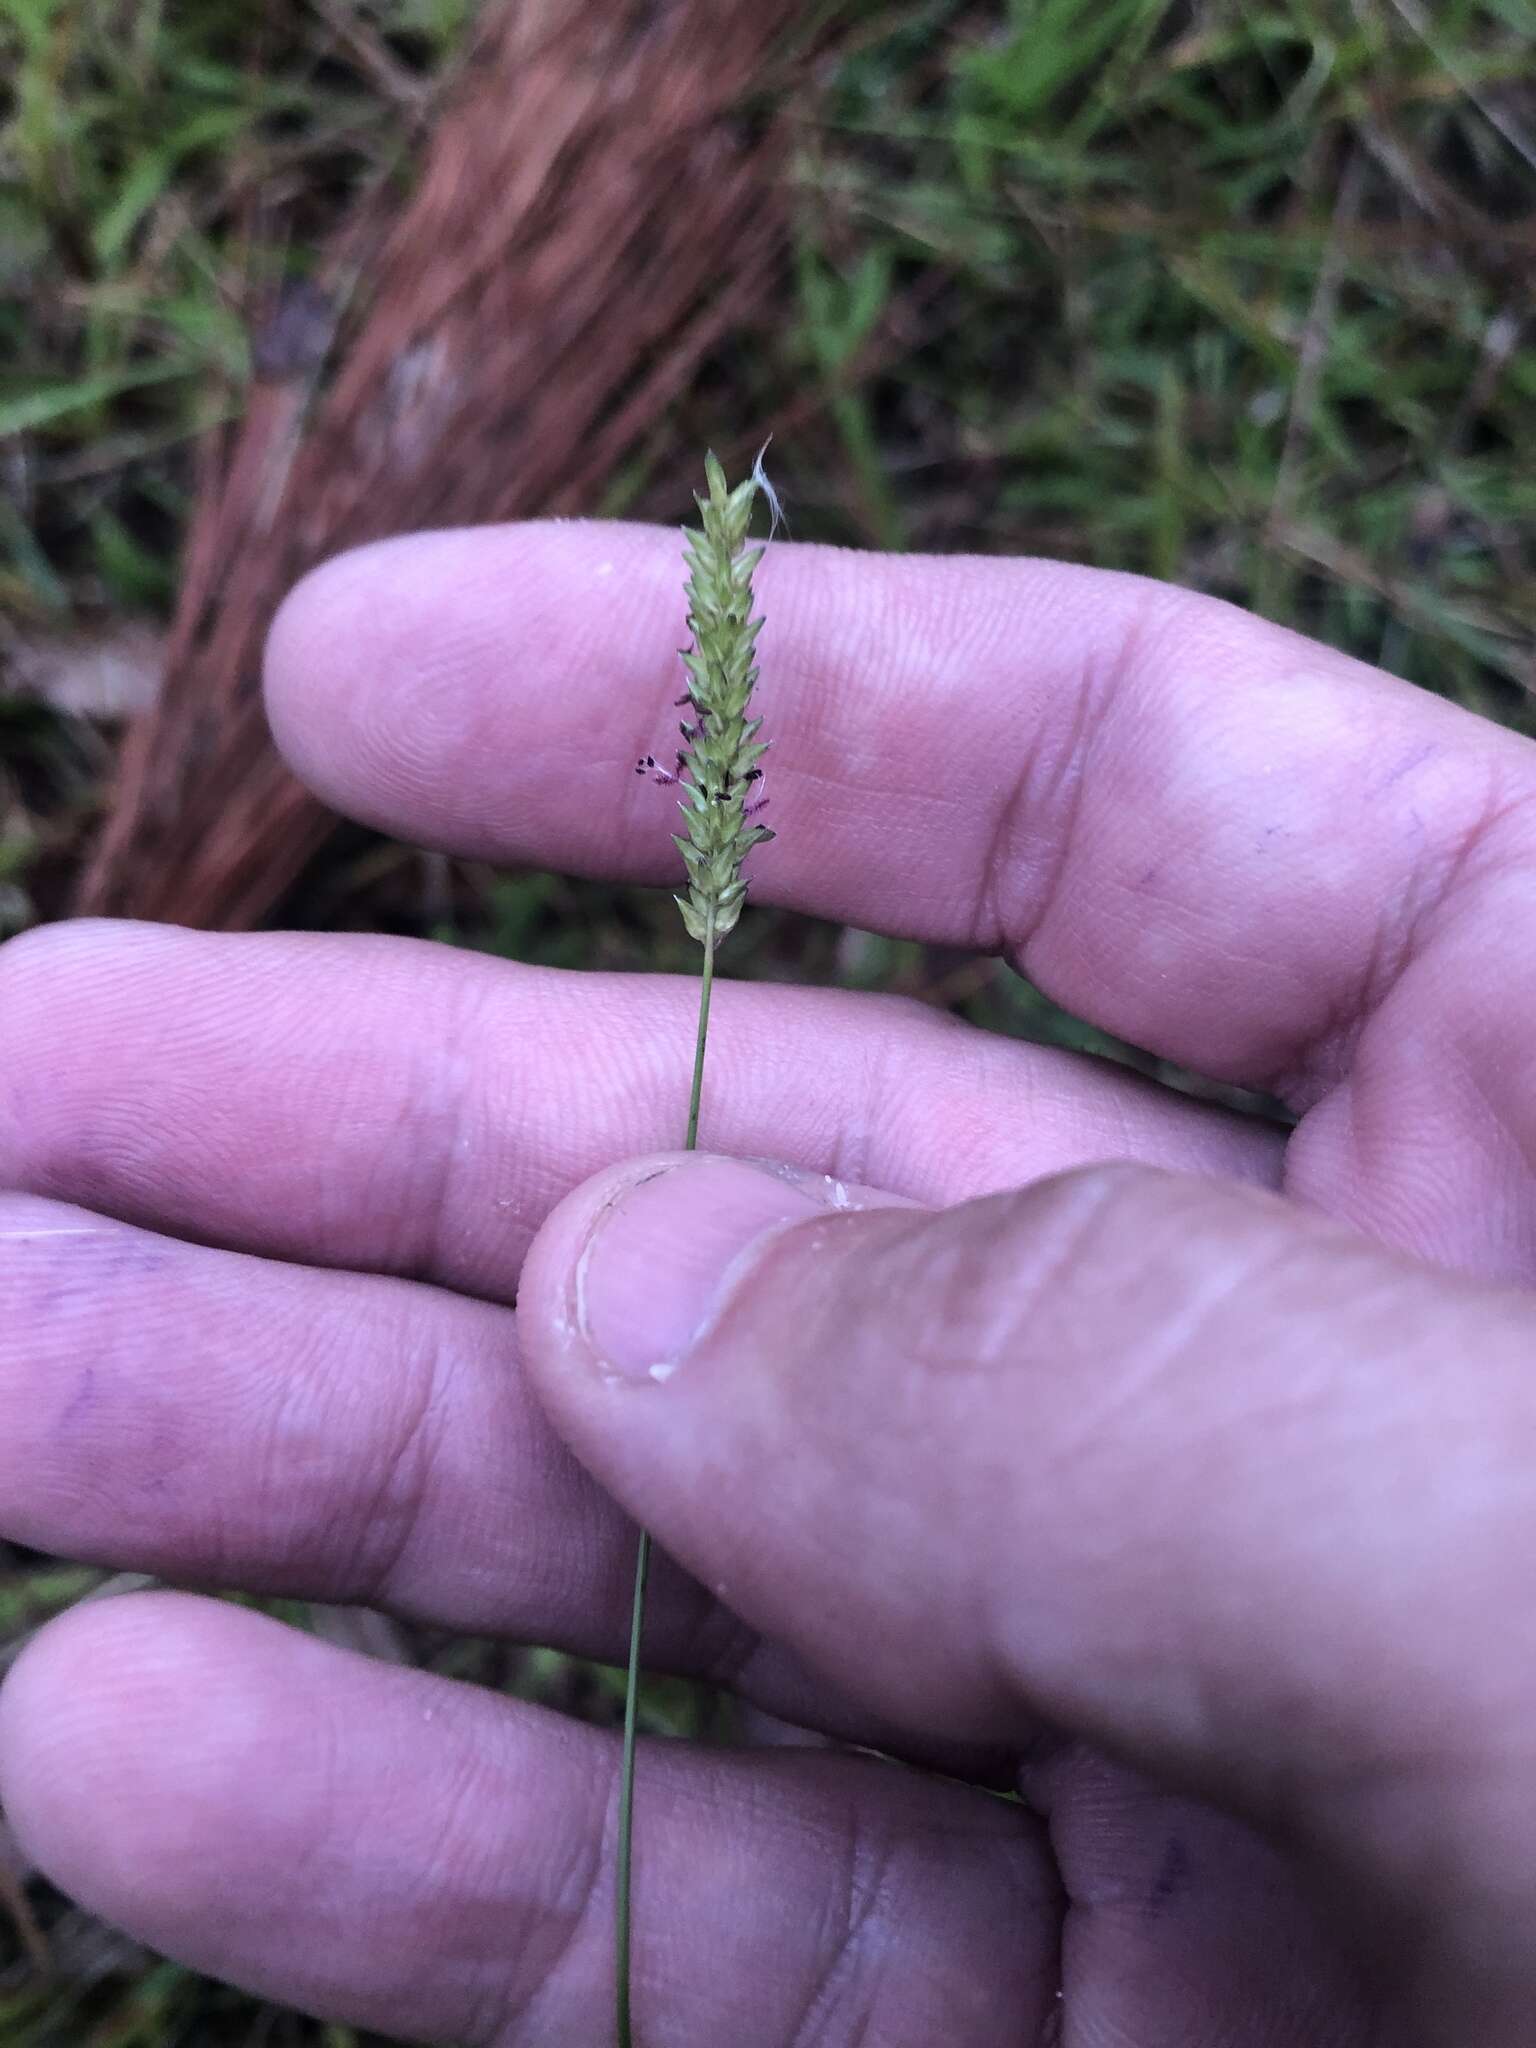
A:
[0,919,1279,1299]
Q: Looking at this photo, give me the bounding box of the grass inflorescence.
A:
[670,453,776,953]
[618,453,774,2048]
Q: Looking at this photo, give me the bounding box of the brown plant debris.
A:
[78,0,813,928]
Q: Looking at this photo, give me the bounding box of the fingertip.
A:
[262,521,679,845]
[0,1590,569,2037]
[263,532,456,824]
[0,1592,266,1923]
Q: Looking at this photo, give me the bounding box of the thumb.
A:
[518,1152,1536,1999]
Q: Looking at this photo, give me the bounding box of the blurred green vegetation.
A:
[3,0,1535,2039]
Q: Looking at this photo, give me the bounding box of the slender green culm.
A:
[618,453,775,2048]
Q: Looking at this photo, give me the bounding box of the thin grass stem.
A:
[617,905,716,2047]
[615,1526,651,2048]
[685,916,717,1151]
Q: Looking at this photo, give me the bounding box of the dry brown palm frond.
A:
[79,0,817,928]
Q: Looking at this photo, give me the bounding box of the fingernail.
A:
[576,1157,830,1380]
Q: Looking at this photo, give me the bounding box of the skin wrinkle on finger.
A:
[409,945,488,1286]
[1276,736,1536,1107]
[777,1810,894,2048]
[1006,1207,1311,1493]
[314,1300,447,1609]
[970,564,1140,966]
[1025,647,1503,1096]
[1286,876,1536,1278]
[0,1594,1057,2047]
[0,919,1279,1302]
[1026,1748,1371,2047]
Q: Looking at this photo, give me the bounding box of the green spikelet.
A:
[672,450,774,947]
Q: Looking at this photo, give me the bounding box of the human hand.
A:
[2,525,1535,2045]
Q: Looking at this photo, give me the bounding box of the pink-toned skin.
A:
[1,524,1534,2044]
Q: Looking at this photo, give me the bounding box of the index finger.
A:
[265,523,1536,1275]
[264,523,1530,1074]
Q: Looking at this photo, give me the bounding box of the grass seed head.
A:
[670,451,774,947]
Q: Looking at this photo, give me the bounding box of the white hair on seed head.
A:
[751,436,789,539]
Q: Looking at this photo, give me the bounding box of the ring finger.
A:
[0,1591,1056,2045]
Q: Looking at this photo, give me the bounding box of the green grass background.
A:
[3,0,1535,2040]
